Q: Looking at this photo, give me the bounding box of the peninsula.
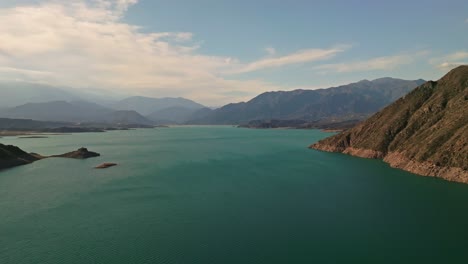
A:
[0,144,100,171]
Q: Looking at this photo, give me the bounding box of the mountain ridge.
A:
[187,77,425,125]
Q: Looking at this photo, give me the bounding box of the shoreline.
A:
[310,143,468,183]
[321,129,343,133]
[0,131,72,137]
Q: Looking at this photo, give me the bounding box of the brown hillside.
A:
[311,65,468,183]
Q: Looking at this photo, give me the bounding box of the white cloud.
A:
[313,54,418,73]
[0,0,290,105]
[437,62,467,70]
[93,0,138,18]
[0,0,353,105]
[265,46,276,56]
[430,51,468,71]
[114,0,138,13]
[443,51,468,61]
[465,18,468,23]
[230,46,348,74]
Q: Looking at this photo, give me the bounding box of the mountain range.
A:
[0,77,425,126]
[0,101,112,122]
[0,97,205,125]
[187,78,425,125]
[111,96,205,116]
[0,82,206,125]
[311,65,467,183]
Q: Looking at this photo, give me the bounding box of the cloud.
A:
[265,47,276,56]
[0,0,291,105]
[230,46,348,74]
[430,51,468,70]
[313,53,420,73]
[466,18,468,23]
[114,0,138,12]
[0,0,356,105]
[0,67,54,78]
[93,0,138,17]
[442,51,468,61]
[437,62,467,70]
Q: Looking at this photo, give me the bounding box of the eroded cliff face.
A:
[310,65,468,183]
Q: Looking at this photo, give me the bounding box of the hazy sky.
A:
[0,0,467,105]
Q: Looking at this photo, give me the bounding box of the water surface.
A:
[1,127,468,263]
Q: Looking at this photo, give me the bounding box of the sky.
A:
[0,0,467,106]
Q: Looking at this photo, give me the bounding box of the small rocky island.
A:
[52,147,100,159]
[95,163,117,169]
[0,144,100,171]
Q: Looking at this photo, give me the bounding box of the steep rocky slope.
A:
[310,66,468,183]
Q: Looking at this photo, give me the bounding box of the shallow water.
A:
[1,126,468,263]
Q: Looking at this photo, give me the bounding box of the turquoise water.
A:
[1,126,468,263]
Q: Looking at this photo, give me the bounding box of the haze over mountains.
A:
[110,96,206,124]
[0,77,424,126]
[147,106,203,124]
[112,96,205,116]
[0,83,206,125]
[1,101,112,122]
[0,82,81,107]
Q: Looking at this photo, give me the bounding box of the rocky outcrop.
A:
[52,147,100,159]
[342,147,385,159]
[310,65,468,183]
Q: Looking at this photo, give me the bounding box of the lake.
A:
[1,126,468,263]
